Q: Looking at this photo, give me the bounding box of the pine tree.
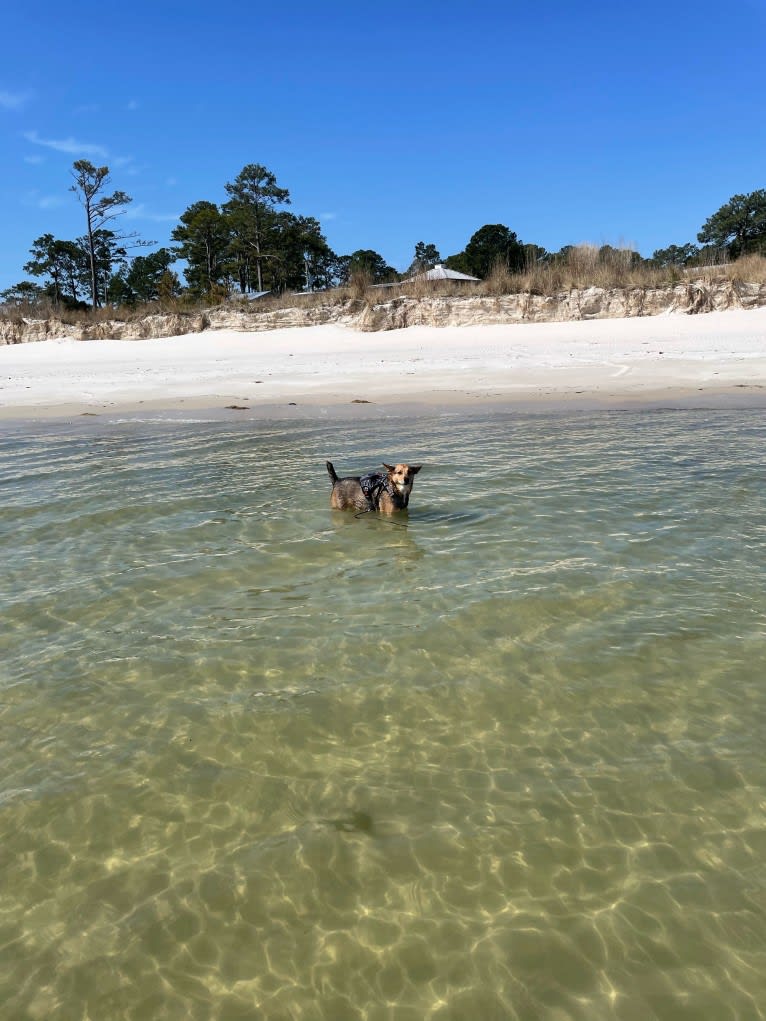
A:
[171,201,230,295]
[411,241,441,273]
[697,190,766,258]
[70,161,133,307]
[223,164,290,292]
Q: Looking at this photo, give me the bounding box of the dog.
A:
[326,461,422,514]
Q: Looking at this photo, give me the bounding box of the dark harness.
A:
[359,471,405,512]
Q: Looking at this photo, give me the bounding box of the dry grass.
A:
[471,245,760,296]
[0,293,206,327]
[345,248,766,308]
[507,245,666,294]
[726,253,766,283]
[226,286,354,314]
[4,252,766,331]
[347,271,374,301]
[480,261,516,295]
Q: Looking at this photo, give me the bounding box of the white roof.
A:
[227,290,271,302]
[406,263,479,282]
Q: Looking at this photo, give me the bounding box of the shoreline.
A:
[1,307,765,423]
[3,387,766,428]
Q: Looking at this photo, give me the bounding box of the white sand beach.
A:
[1,307,765,420]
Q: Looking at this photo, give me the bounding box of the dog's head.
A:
[383,463,422,497]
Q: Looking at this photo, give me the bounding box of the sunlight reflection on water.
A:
[1,407,765,1019]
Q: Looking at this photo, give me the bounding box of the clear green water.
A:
[1,408,765,1021]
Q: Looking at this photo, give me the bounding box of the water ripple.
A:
[1,408,765,1018]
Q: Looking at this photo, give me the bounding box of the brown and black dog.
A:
[326,461,422,514]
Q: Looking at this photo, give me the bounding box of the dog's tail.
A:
[326,461,339,483]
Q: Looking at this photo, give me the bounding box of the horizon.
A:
[1,0,765,293]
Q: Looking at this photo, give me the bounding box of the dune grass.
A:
[3,250,765,332]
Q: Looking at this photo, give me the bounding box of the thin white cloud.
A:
[320,211,337,221]
[126,203,179,223]
[24,154,44,165]
[0,89,31,111]
[37,194,66,210]
[113,157,148,178]
[24,129,109,159]
[22,189,66,210]
[126,99,139,111]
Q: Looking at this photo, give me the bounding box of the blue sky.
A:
[1,0,764,291]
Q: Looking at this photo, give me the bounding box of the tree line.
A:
[3,160,766,309]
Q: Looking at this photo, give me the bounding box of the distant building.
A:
[225,290,271,302]
[405,264,479,283]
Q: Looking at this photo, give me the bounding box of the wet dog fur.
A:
[326,461,422,514]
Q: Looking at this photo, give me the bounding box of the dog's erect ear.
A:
[382,463,422,474]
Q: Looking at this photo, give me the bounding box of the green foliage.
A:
[18,159,766,313]
[109,248,179,305]
[127,248,177,303]
[223,164,291,292]
[696,244,728,266]
[190,163,338,294]
[344,249,399,283]
[24,234,90,306]
[522,244,549,266]
[0,280,45,305]
[268,214,337,292]
[547,243,644,270]
[171,201,230,295]
[410,241,441,273]
[90,230,128,303]
[70,160,134,307]
[172,167,337,296]
[17,164,148,311]
[549,244,574,263]
[443,251,473,275]
[225,163,290,209]
[697,190,766,258]
[449,224,526,278]
[651,243,700,268]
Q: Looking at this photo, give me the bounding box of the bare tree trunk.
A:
[86,208,99,308]
[255,239,263,292]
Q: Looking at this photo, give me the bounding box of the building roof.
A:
[406,263,479,282]
[226,290,271,302]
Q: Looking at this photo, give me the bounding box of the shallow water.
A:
[1,407,765,1020]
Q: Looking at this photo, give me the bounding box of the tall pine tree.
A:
[223,164,290,292]
[70,161,132,307]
